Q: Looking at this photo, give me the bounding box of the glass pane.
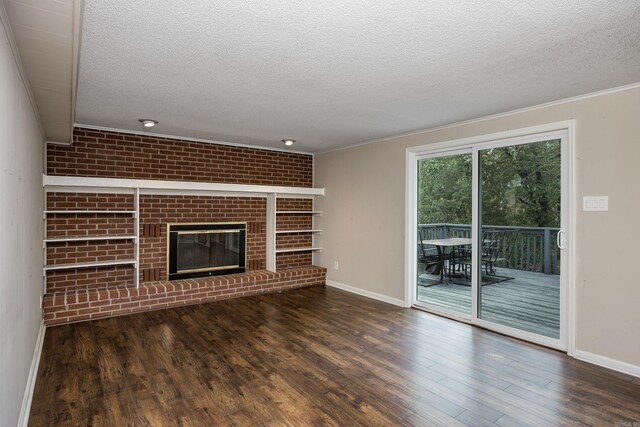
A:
[416,153,473,315]
[478,140,561,338]
[177,231,240,272]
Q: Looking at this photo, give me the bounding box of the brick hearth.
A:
[43,267,326,325]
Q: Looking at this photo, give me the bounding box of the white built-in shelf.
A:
[275,229,322,234]
[276,211,322,214]
[44,235,137,243]
[43,176,324,277]
[44,210,136,214]
[43,183,142,290]
[43,259,137,271]
[275,247,322,253]
[43,175,324,197]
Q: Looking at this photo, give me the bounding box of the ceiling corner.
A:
[3,0,78,144]
[0,0,46,139]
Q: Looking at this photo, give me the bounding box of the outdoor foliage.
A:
[418,139,561,228]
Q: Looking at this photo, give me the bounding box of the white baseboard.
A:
[573,349,640,378]
[326,280,405,307]
[18,321,46,427]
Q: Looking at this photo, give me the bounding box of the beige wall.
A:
[0,14,45,427]
[314,86,640,369]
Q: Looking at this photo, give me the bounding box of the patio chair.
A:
[418,227,440,273]
[456,229,519,279]
[484,229,519,275]
[453,233,485,279]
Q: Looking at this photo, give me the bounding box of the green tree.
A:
[418,153,472,225]
[418,139,560,228]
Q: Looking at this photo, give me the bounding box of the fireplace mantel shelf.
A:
[43,175,324,198]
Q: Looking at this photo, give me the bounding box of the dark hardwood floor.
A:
[30,286,640,426]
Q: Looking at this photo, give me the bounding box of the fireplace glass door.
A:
[168,223,246,279]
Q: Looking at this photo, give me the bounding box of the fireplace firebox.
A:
[167,223,246,280]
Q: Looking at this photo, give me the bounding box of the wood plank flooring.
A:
[418,268,560,338]
[30,286,640,426]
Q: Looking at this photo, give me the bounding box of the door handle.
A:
[557,229,567,250]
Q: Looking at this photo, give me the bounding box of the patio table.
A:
[421,238,472,283]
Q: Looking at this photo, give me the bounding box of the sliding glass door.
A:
[412,127,570,349]
[477,140,562,339]
[416,151,473,316]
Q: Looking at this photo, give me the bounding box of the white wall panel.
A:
[0,13,44,427]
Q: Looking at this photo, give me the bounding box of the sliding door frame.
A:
[413,148,475,321]
[405,120,576,354]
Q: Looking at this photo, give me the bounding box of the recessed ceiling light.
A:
[138,119,158,128]
[282,139,295,146]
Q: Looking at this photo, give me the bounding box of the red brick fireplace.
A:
[42,128,326,325]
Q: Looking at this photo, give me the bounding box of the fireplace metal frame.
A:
[167,222,247,280]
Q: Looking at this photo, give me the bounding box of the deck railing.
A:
[418,223,561,275]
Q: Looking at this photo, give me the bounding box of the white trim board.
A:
[18,322,46,427]
[406,120,574,155]
[326,280,405,307]
[43,175,324,197]
[574,350,640,379]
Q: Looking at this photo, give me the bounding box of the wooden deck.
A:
[418,268,560,338]
[30,286,640,426]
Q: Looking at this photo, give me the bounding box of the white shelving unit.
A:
[44,235,137,243]
[44,259,137,271]
[266,197,323,270]
[275,211,323,214]
[43,187,140,292]
[275,247,323,254]
[275,229,322,234]
[43,174,325,282]
[44,210,136,215]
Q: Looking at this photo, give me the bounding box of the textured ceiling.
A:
[76,0,640,153]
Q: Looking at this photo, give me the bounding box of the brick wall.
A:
[47,241,134,266]
[46,193,137,292]
[47,266,134,293]
[47,128,313,187]
[43,127,323,325]
[139,195,267,282]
